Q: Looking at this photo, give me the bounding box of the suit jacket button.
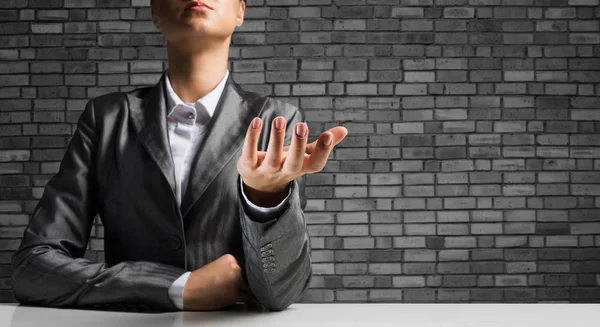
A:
[262,262,275,268]
[260,243,273,252]
[261,249,274,257]
[168,235,182,250]
[262,256,274,263]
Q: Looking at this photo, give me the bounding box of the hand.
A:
[182,254,259,311]
[237,116,348,206]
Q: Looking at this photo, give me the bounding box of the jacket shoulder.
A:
[86,86,152,118]
[92,85,153,109]
[78,87,151,135]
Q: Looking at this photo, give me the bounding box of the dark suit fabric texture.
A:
[10,71,312,312]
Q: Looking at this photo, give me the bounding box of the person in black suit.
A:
[11,0,347,312]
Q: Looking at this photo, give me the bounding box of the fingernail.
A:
[251,118,260,129]
[295,123,307,137]
[275,117,284,130]
[323,133,332,146]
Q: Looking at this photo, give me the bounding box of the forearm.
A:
[238,176,312,311]
[11,245,187,312]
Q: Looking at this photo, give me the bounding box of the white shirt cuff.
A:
[168,271,190,310]
[239,175,291,219]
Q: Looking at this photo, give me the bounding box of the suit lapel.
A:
[127,71,178,202]
[180,73,261,219]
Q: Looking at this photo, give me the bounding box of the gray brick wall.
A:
[1,0,599,303]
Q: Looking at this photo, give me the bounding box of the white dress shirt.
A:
[164,69,291,310]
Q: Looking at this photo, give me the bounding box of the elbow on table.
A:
[11,253,37,306]
[11,277,41,307]
[265,300,293,312]
[11,247,62,308]
[264,263,313,312]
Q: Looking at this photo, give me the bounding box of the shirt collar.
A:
[164,69,229,118]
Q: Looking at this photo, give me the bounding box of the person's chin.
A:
[182,9,212,20]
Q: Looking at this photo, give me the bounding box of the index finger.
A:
[241,117,262,167]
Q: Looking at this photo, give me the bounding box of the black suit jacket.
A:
[11,71,312,312]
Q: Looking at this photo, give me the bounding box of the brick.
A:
[393,276,426,287]
[28,0,63,8]
[545,8,577,18]
[97,0,130,7]
[391,7,424,18]
[31,23,62,34]
[342,276,374,288]
[392,123,423,134]
[444,7,475,18]
[292,84,325,96]
[336,290,367,301]
[301,289,334,302]
[368,262,403,274]
[403,289,435,301]
[568,0,599,4]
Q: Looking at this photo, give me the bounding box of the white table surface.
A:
[1,303,598,327]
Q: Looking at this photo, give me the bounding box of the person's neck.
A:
[166,41,229,103]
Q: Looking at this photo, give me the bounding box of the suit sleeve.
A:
[240,175,291,220]
[10,99,188,312]
[238,107,312,311]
